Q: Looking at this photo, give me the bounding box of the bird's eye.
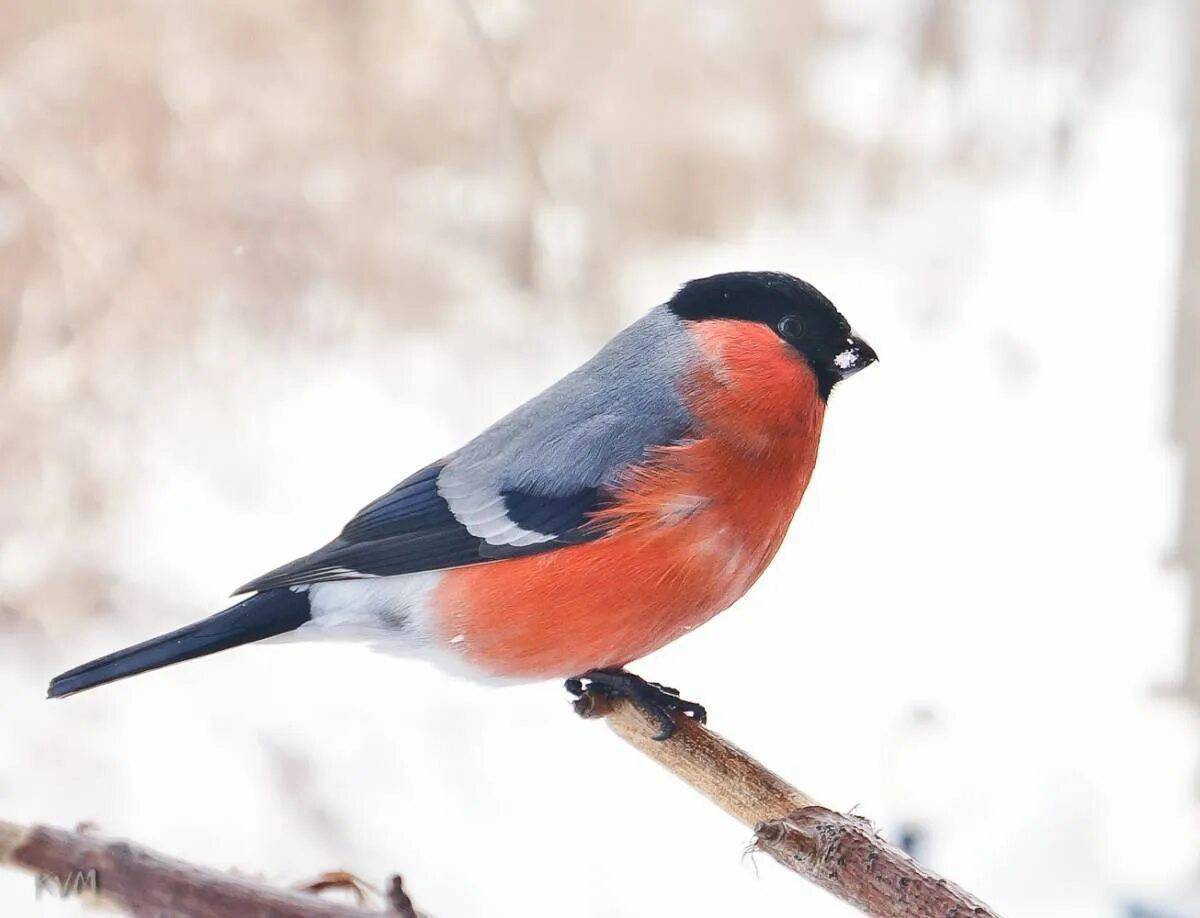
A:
[777,315,805,339]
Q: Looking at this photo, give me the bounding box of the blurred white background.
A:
[1,1,1198,915]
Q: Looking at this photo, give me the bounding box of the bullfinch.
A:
[48,271,876,738]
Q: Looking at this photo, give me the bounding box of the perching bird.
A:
[48,271,876,738]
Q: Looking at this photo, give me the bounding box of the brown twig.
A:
[0,701,998,917]
[575,694,1001,917]
[0,819,402,917]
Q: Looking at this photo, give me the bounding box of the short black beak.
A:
[831,333,878,381]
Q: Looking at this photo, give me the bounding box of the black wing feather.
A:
[500,487,600,535]
[339,464,447,542]
[235,462,608,594]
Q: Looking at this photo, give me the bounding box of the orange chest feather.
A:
[432,320,826,678]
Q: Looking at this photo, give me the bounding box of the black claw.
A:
[678,701,707,724]
[564,668,707,741]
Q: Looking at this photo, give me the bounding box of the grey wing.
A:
[235,306,696,594]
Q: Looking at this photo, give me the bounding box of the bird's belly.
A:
[430,505,786,679]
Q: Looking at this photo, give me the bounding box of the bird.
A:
[48,271,876,739]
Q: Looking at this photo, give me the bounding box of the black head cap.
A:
[667,271,876,399]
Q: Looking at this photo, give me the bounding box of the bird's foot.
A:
[565,668,706,741]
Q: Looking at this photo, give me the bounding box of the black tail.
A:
[47,588,311,699]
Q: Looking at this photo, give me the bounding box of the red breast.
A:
[431,319,826,679]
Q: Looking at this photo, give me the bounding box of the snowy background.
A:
[1,1,1197,916]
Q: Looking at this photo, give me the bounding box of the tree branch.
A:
[0,819,403,917]
[576,694,1001,917]
[1,699,1000,917]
